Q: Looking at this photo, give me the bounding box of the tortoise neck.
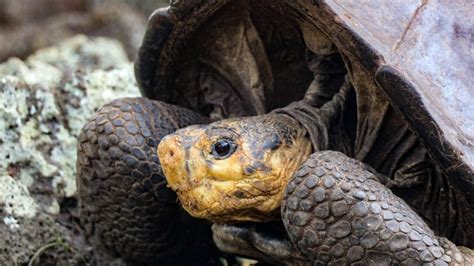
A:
[272,102,331,152]
[272,79,353,153]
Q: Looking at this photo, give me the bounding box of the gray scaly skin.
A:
[283,151,474,265]
[76,98,220,265]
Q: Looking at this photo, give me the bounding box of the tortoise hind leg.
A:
[282,151,473,265]
[76,97,218,265]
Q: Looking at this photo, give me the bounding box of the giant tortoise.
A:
[76,0,474,265]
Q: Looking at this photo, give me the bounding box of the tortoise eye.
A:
[210,138,236,159]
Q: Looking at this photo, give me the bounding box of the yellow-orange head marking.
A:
[158,114,311,223]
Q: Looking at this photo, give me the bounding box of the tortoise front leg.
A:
[76,98,219,265]
[282,151,474,265]
[212,222,311,266]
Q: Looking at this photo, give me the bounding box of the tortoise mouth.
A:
[141,0,347,120]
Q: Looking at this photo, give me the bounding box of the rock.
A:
[0,0,87,26]
[0,35,140,265]
[0,1,148,61]
[0,176,38,218]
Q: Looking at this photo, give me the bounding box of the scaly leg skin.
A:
[76,98,218,265]
[212,222,311,266]
[282,151,474,265]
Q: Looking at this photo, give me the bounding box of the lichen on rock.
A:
[0,175,38,218]
[0,35,140,264]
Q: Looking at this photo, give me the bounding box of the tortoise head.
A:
[158,114,311,223]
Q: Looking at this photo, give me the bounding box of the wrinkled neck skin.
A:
[273,77,353,155]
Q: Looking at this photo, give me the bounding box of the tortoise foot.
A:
[282,150,473,265]
[76,97,218,265]
[212,222,310,266]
